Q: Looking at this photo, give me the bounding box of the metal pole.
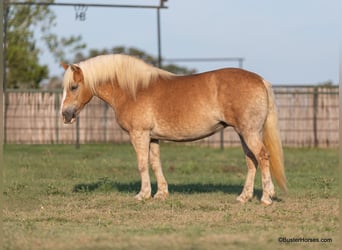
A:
[0,1,5,245]
[3,2,9,144]
[3,1,7,91]
[238,58,244,68]
[339,50,342,168]
[164,57,244,63]
[157,7,162,67]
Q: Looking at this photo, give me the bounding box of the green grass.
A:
[3,144,339,250]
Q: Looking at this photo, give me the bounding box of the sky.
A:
[39,0,342,85]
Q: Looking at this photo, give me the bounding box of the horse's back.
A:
[147,68,268,141]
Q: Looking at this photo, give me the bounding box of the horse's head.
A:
[61,62,93,124]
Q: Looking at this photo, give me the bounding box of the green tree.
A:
[71,46,196,75]
[5,0,85,89]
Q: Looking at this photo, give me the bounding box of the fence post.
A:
[313,87,318,147]
[76,117,80,149]
[4,92,8,144]
[220,129,224,150]
[103,102,108,142]
[54,91,60,144]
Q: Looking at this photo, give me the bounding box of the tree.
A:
[70,46,197,75]
[5,0,85,89]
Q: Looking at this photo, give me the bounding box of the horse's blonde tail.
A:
[262,80,287,192]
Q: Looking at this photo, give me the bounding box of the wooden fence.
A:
[4,86,339,148]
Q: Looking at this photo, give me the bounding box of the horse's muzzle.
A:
[62,106,77,124]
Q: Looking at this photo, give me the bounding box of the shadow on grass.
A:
[72,177,263,197]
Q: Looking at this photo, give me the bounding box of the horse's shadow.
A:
[72,177,263,198]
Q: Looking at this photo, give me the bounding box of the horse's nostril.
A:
[62,107,77,124]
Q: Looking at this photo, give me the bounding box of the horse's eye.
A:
[70,84,79,91]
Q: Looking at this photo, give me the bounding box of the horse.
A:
[60,54,287,205]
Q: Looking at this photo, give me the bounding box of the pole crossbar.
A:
[7,2,167,9]
[164,57,244,62]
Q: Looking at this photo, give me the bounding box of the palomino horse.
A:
[61,54,287,205]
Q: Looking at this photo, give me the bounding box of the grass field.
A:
[3,144,339,250]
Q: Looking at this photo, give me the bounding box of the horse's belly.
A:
[150,120,226,142]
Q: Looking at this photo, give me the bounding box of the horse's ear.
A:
[70,64,81,73]
[61,62,69,70]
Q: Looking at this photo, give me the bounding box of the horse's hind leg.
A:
[236,135,256,203]
[149,139,169,199]
[258,145,275,205]
[238,133,275,205]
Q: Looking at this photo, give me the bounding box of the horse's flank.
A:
[63,54,174,98]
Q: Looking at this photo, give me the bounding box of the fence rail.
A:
[4,86,339,148]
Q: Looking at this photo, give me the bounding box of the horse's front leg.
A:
[150,139,168,199]
[130,130,151,200]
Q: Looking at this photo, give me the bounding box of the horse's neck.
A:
[94,81,129,111]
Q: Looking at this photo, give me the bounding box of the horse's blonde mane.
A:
[63,54,174,97]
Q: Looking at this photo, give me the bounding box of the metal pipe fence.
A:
[3,86,339,148]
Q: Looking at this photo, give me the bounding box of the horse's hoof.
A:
[153,191,169,200]
[261,196,273,206]
[135,192,151,201]
[236,194,251,204]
